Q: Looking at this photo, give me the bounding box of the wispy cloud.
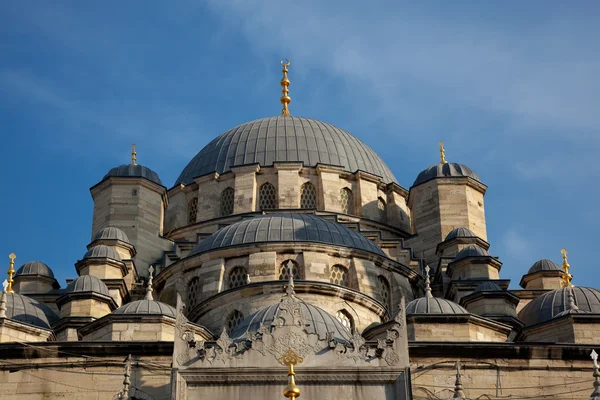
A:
[502,229,533,259]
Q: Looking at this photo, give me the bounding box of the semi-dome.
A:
[455,245,490,261]
[66,275,110,296]
[104,164,162,186]
[474,281,502,292]
[5,293,59,329]
[175,116,397,186]
[83,245,122,261]
[113,300,176,317]
[15,261,55,279]
[231,299,352,341]
[413,163,480,187]
[93,227,130,243]
[527,259,561,274]
[445,227,477,241]
[518,287,600,326]
[405,297,469,315]
[190,213,385,257]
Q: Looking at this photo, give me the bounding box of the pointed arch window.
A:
[187,277,200,309]
[330,265,349,287]
[278,260,300,281]
[188,197,198,224]
[220,187,235,216]
[228,266,249,289]
[259,183,277,210]
[377,197,387,224]
[300,182,317,209]
[226,310,244,333]
[340,188,353,214]
[377,275,390,308]
[336,310,354,332]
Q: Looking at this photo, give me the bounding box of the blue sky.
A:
[0,1,599,289]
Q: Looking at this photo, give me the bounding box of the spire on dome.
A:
[131,144,137,166]
[567,286,579,311]
[424,265,433,298]
[285,260,295,296]
[280,59,291,117]
[0,279,7,319]
[7,253,16,294]
[453,361,465,399]
[145,265,154,301]
[560,248,573,288]
[280,349,303,399]
[116,354,132,400]
[439,141,447,164]
[590,350,600,399]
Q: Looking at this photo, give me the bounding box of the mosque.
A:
[1,60,600,400]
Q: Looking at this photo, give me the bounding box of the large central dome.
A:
[175,116,397,185]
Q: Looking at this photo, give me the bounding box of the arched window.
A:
[377,197,387,224]
[228,266,249,289]
[340,188,353,214]
[278,260,300,281]
[377,275,390,308]
[220,187,235,216]
[330,265,349,287]
[188,197,198,224]
[336,309,354,332]
[187,277,200,309]
[300,182,317,209]
[259,183,277,210]
[226,310,244,333]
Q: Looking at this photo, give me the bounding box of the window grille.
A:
[278,260,300,281]
[188,197,198,224]
[227,310,244,333]
[336,310,354,332]
[377,275,390,308]
[340,188,353,214]
[220,187,235,216]
[377,197,387,223]
[228,266,249,289]
[300,182,317,209]
[259,183,277,210]
[187,277,200,309]
[330,265,349,287]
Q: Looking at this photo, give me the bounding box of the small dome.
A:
[527,259,561,274]
[103,164,162,186]
[406,297,469,315]
[413,162,480,187]
[5,293,59,329]
[15,261,55,279]
[455,245,490,261]
[113,300,176,317]
[93,227,130,243]
[231,299,352,342]
[474,281,502,292]
[66,275,110,296]
[190,213,385,257]
[518,287,600,326]
[83,245,121,261]
[445,227,477,241]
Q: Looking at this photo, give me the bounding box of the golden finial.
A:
[439,141,447,164]
[7,253,16,294]
[131,144,137,165]
[560,248,573,288]
[279,349,303,399]
[280,59,291,117]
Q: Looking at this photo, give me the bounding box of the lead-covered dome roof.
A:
[454,245,490,261]
[113,300,176,317]
[518,287,600,326]
[5,293,59,329]
[83,245,121,261]
[413,163,480,187]
[104,164,162,186]
[15,261,55,279]
[231,298,352,341]
[405,296,469,315]
[175,116,397,185]
[527,259,561,274]
[445,227,477,241]
[93,227,130,243]
[66,275,110,296]
[190,213,385,257]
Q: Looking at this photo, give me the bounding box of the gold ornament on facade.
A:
[6,253,16,294]
[439,141,447,164]
[131,144,137,165]
[279,348,303,399]
[280,59,291,117]
[560,248,573,288]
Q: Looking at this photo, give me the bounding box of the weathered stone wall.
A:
[407,321,508,342]
[82,321,175,342]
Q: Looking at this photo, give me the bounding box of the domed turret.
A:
[520,258,565,290]
[413,163,480,187]
[13,261,60,293]
[93,227,130,243]
[455,245,491,261]
[15,261,55,279]
[528,259,561,274]
[445,227,477,241]
[83,245,122,262]
[4,292,59,329]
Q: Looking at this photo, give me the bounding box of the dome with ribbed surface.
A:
[83,245,121,261]
[66,275,110,296]
[528,259,561,274]
[231,299,352,341]
[455,245,490,261]
[190,213,385,256]
[175,116,397,185]
[474,281,502,292]
[15,261,55,279]
[104,164,162,186]
[5,293,59,329]
[113,300,176,317]
[518,287,600,326]
[413,162,480,187]
[445,227,477,241]
[405,296,469,315]
[93,227,130,243]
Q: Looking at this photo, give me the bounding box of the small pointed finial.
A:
[453,361,465,399]
[7,253,16,294]
[118,354,132,400]
[0,280,7,319]
[145,265,154,300]
[591,350,600,399]
[285,261,296,296]
[439,141,448,164]
[246,274,251,284]
[592,350,599,368]
[424,265,432,298]
[280,59,291,117]
[560,248,573,288]
[279,349,303,399]
[131,144,137,165]
[567,286,578,311]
